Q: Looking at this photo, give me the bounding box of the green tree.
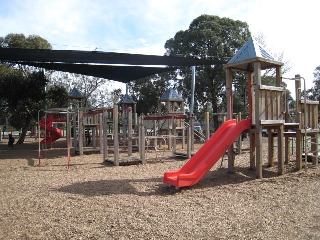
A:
[129,73,172,115]
[164,15,250,128]
[46,85,69,107]
[0,33,52,144]
[0,33,51,49]
[0,67,48,143]
[307,65,320,111]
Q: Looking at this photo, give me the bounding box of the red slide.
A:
[40,115,66,145]
[163,118,251,188]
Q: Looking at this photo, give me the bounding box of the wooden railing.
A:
[258,85,284,121]
[298,99,319,129]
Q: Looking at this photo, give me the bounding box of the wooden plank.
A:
[300,99,319,105]
[259,85,283,91]
[260,120,285,125]
[284,123,300,128]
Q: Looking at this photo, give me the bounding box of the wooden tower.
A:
[67,87,85,154]
[158,88,185,116]
[224,37,285,178]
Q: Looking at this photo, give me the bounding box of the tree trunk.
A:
[16,124,30,144]
[211,99,220,132]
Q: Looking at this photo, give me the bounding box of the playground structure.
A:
[38,86,208,167]
[163,37,319,187]
[35,37,319,189]
[142,88,201,157]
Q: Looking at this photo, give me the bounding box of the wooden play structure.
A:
[225,37,319,178]
[37,38,318,178]
[163,37,319,188]
[142,88,204,158]
[143,88,186,151]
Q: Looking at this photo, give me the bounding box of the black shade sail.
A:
[0,48,226,82]
[18,62,176,83]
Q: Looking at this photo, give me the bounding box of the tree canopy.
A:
[129,16,246,125]
[0,33,52,143]
[129,15,294,129]
[307,65,320,111]
[164,15,251,128]
[0,33,52,49]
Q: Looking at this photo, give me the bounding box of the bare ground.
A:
[0,137,319,239]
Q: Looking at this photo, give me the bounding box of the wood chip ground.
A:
[0,137,319,239]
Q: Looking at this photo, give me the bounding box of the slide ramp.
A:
[163,118,251,188]
[40,115,65,145]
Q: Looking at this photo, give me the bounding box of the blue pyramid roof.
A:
[160,88,183,101]
[119,94,135,103]
[68,87,84,98]
[227,37,283,70]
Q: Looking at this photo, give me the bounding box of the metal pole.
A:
[301,76,308,170]
[190,66,195,115]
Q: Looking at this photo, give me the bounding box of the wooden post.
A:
[311,132,318,165]
[134,113,138,146]
[190,116,195,151]
[99,113,103,154]
[250,132,256,170]
[153,119,157,147]
[237,112,242,154]
[187,125,191,159]
[103,109,108,162]
[226,67,233,120]
[72,113,77,149]
[248,72,254,121]
[228,144,235,173]
[172,116,176,154]
[67,111,71,169]
[278,124,284,175]
[92,126,96,148]
[113,105,119,166]
[79,110,84,155]
[276,66,282,87]
[285,136,290,164]
[122,108,126,141]
[182,118,185,149]
[205,111,210,141]
[295,75,302,124]
[128,107,132,156]
[167,116,172,150]
[226,67,235,173]
[254,61,262,178]
[268,129,274,167]
[140,124,146,164]
[256,131,263,178]
[296,129,302,170]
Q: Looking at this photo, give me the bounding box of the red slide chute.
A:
[39,115,66,145]
[163,119,251,188]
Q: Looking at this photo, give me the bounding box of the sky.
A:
[0,0,319,95]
